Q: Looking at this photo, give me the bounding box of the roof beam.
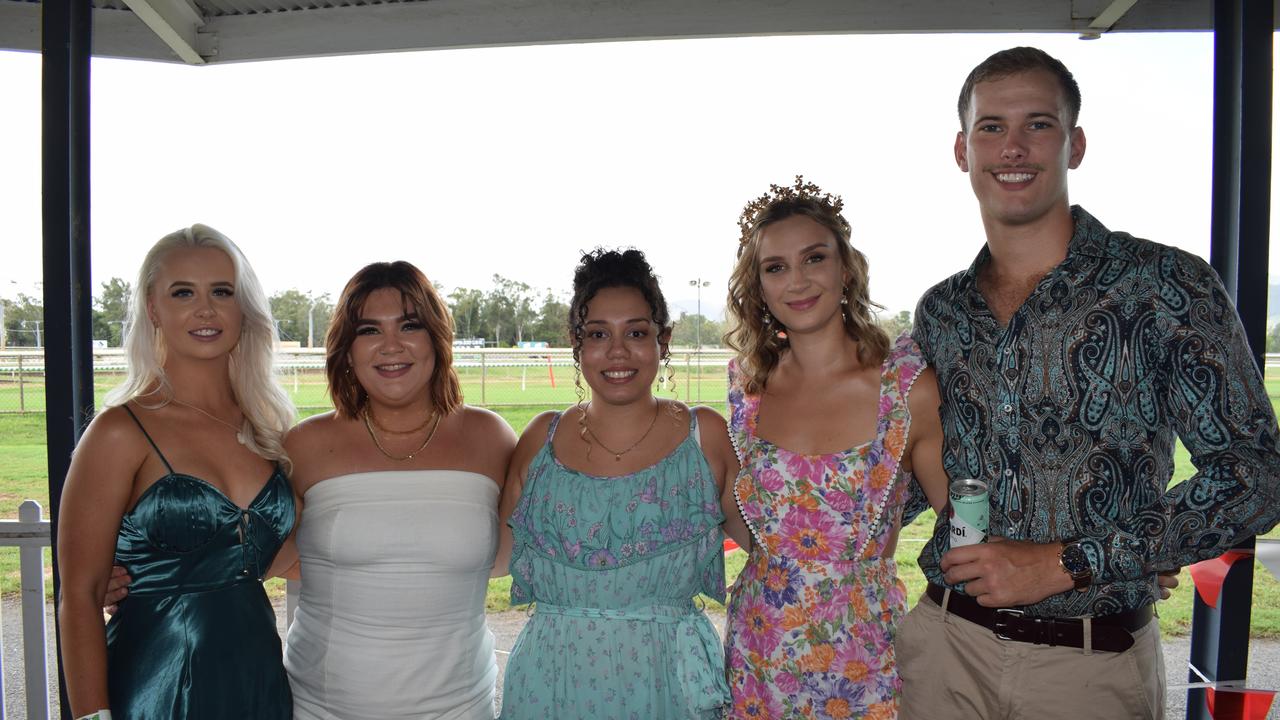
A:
[1075,0,1142,39]
[121,0,211,64]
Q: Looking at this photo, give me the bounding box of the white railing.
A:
[0,500,52,719]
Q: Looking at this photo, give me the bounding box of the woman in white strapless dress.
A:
[283,261,516,720]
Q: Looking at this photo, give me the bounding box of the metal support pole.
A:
[1189,1,1272,718]
[17,355,24,414]
[43,1,94,716]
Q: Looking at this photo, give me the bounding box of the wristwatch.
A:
[1058,540,1093,592]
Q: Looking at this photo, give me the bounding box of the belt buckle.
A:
[993,608,1024,641]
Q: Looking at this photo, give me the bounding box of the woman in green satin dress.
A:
[58,225,298,720]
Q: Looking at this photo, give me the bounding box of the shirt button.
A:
[1004,469,1013,477]
[1003,404,1013,413]
[1004,347,1012,354]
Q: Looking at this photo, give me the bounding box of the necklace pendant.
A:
[614,453,622,462]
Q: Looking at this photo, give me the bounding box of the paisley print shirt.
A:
[912,205,1280,617]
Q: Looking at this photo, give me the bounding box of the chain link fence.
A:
[0,348,736,414]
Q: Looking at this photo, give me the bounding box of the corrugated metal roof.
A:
[198,0,425,18]
[0,0,1239,66]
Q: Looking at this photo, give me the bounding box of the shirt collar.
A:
[954,205,1120,292]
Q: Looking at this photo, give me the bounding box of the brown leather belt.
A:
[925,584,1152,653]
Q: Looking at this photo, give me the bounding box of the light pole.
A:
[21,320,42,348]
[689,278,710,401]
[688,279,711,348]
[307,298,317,349]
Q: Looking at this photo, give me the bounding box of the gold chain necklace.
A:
[582,401,661,462]
[171,398,244,439]
[367,407,435,435]
[363,408,441,461]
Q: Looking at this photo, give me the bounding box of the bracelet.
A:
[77,712,112,720]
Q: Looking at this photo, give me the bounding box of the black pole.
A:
[1191,1,1271,718]
[42,0,93,717]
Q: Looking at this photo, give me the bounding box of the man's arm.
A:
[1092,252,1280,582]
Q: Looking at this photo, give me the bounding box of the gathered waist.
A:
[533,601,699,623]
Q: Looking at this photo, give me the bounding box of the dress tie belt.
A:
[534,602,730,712]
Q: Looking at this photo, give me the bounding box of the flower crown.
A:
[737,175,845,244]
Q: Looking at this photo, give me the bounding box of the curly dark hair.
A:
[568,248,673,362]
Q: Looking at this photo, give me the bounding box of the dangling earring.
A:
[762,308,784,343]
[841,287,850,322]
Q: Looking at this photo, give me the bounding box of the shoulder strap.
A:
[688,408,702,449]
[546,411,564,443]
[122,405,176,475]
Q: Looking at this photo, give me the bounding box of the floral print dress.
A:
[503,412,730,719]
[725,333,925,720]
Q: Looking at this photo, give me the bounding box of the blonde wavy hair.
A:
[104,224,295,473]
[725,195,889,395]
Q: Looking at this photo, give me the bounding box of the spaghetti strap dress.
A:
[724,333,925,720]
[105,406,295,720]
[502,411,730,719]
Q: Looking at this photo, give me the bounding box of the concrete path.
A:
[4,598,1276,718]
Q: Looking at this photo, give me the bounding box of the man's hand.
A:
[1157,569,1180,600]
[102,564,131,617]
[941,536,1074,607]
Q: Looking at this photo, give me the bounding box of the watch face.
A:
[1062,543,1091,576]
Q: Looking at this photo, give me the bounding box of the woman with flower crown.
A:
[495,248,745,719]
[722,178,951,719]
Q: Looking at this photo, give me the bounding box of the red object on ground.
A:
[547,355,556,388]
[723,538,739,552]
[1189,549,1253,608]
[1206,686,1276,720]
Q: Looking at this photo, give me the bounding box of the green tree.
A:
[448,287,486,342]
[671,312,724,348]
[269,290,333,347]
[1,294,44,348]
[1267,322,1280,353]
[479,275,536,346]
[92,277,132,347]
[879,310,912,340]
[528,290,570,345]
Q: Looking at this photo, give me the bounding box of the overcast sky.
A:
[2,31,1276,320]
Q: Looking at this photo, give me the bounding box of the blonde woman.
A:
[58,225,297,719]
[722,179,950,719]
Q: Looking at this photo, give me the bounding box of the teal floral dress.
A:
[725,334,925,720]
[503,412,730,719]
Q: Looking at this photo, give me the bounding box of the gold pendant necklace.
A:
[171,398,244,442]
[582,400,661,461]
[364,408,441,461]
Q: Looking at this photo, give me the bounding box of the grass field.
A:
[2,372,1279,637]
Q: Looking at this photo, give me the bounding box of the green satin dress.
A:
[105,407,294,719]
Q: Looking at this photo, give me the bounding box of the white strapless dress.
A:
[285,471,499,720]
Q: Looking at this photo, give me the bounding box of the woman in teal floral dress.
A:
[495,248,746,719]
[723,178,950,719]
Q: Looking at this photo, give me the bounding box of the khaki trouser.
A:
[897,593,1165,720]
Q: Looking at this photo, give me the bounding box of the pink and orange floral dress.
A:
[725,333,925,720]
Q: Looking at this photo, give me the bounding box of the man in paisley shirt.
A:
[896,46,1280,719]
